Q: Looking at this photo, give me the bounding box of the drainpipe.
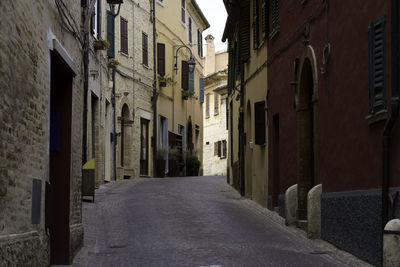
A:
[112,68,117,181]
[239,62,245,196]
[383,0,399,253]
[152,0,158,177]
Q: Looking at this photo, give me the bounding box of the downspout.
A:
[152,0,158,177]
[112,68,117,180]
[383,0,400,252]
[83,6,90,165]
[239,62,245,196]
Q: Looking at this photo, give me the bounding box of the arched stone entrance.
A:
[245,101,253,198]
[296,46,318,220]
[118,103,133,179]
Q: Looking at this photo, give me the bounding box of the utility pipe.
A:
[152,0,158,177]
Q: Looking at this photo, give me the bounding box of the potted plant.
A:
[186,154,200,176]
[93,39,110,51]
[182,90,194,100]
[167,147,181,177]
[156,147,167,178]
[108,58,119,69]
[158,74,176,88]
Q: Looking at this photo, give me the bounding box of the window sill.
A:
[181,22,187,28]
[119,51,129,57]
[365,109,388,124]
[142,64,150,69]
[156,0,164,7]
[269,26,280,40]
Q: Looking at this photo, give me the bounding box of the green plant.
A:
[158,74,176,87]
[182,90,195,99]
[186,154,200,176]
[108,58,119,68]
[94,39,110,50]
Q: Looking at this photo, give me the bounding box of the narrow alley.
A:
[73,176,369,267]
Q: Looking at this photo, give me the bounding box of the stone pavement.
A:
[72,176,372,267]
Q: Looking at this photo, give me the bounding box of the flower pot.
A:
[159,81,167,87]
[93,40,105,51]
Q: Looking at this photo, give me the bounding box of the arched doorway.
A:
[296,50,317,220]
[121,104,130,168]
[245,101,253,198]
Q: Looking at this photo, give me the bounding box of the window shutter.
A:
[189,69,194,94]
[228,48,233,95]
[181,0,185,23]
[235,42,240,78]
[97,0,101,38]
[142,33,148,66]
[223,140,227,158]
[368,18,386,113]
[254,101,266,145]
[181,60,189,90]
[218,141,222,157]
[240,1,251,61]
[199,77,204,103]
[200,32,203,57]
[206,94,210,118]
[253,0,259,49]
[157,43,166,76]
[189,17,192,44]
[272,0,279,30]
[262,0,267,39]
[90,1,96,35]
[120,18,128,54]
[214,142,218,156]
[107,11,115,58]
[197,30,202,57]
[214,93,219,115]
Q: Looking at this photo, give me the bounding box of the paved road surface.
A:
[73,176,370,267]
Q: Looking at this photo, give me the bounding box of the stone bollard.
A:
[383,219,400,267]
[285,184,298,226]
[307,184,322,239]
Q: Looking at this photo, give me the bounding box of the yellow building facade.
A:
[155,0,209,176]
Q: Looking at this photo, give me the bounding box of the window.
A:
[206,93,210,118]
[142,32,148,66]
[181,0,185,24]
[253,0,268,49]
[107,11,115,58]
[368,17,386,115]
[90,0,100,38]
[253,0,259,49]
[189,17,192,43]
[214,93,219,115]
[214,140,227,158]
[120,17,128,54]
[157,43,166,76]
[254,101,266,145]
[270,0,280,39]
[197,29,203,57]
[181,60,189,90]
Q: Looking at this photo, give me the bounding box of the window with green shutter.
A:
[368,17,386,114]
[189,69,194,94]
[107,11,115,58]
[199,77,204,103]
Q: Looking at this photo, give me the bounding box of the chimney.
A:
[204,34,216,75]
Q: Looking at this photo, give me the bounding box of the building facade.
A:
[154,0,209,176]
[224,0,400,265]
[85,0,155,184]
[202,35,229,176]
[0,0,84,265]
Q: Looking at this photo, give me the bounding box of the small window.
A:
[221,140,227,159]
[214,93,219,115]
[120,17,128,54]
[142,32,148,66]
[270,0,280,39]
[181,0,185,24]
[181,60,189,90]
[197,30,203,57]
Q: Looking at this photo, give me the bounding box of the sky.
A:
[196,0,228,52]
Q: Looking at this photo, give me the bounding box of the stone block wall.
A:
[0,0,83,265]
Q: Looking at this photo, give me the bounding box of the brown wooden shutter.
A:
[240,1,251,61]
[223,140,227,158]
[218,141,222,157]
[142,32,148,66]
[181,60,189,90]
[253,0,259,49]
[214,142,218,156]
[157,43,165,76]
[120,18,128,54]
[262,0,267,39]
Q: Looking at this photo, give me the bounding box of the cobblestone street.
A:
[73,176,370,267]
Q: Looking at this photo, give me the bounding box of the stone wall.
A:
[0,0,83,265]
